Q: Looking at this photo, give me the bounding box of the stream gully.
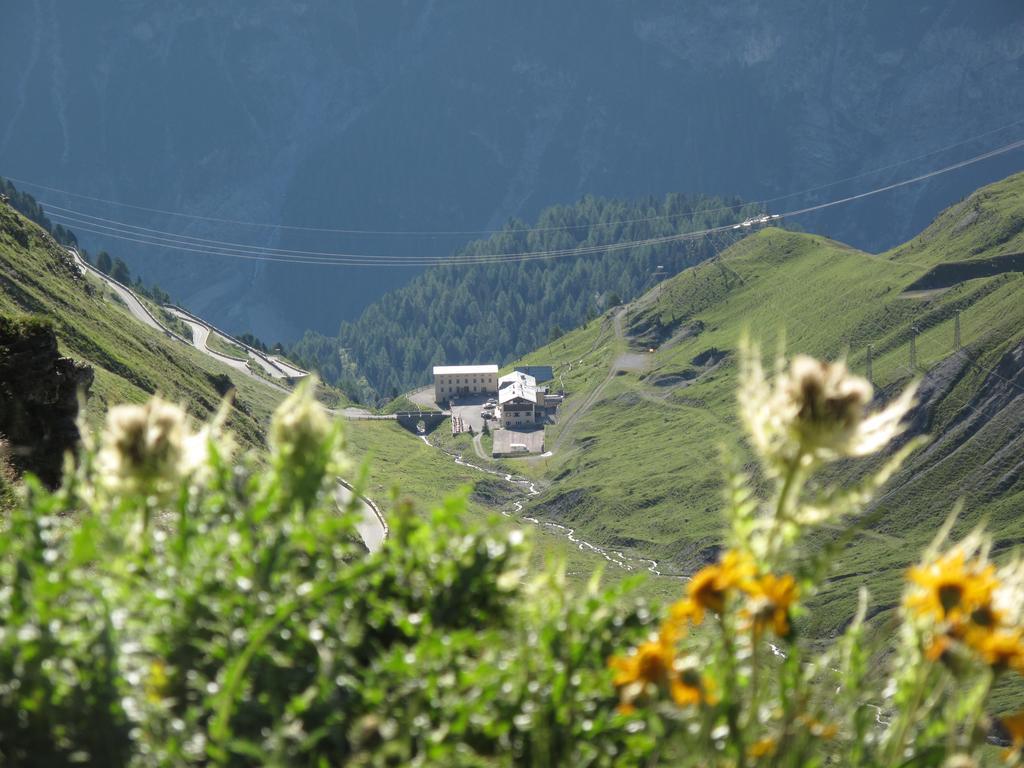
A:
[420,435,664,575]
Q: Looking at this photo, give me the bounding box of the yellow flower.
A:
[742,573,798,638]
[798,713,839,740]
[670,667,709,708]
[907,549,999,624]
[925,634,953,663]
[748,737,777,759]
[609,625,712,714]
[971,629,1024,672]
[688,550,756,620]
[999,711,1024,761]
[610,636,672,688]
[667,597,703,631]
[609,629,675,715]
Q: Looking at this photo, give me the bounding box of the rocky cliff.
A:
[0,314,93,486]
[1,1,1022,340]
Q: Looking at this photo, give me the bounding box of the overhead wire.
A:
[785,138,1024,218]
[35,136,1024,268]
[44,203,737,265]
[8,115,1024,236]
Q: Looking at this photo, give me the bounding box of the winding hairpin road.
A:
[68,248,388,553]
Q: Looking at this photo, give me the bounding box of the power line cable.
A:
[46,203,735,264]
[7,115,1024,237]
[48,212,736,266]
[39,137,1024,268]
[784,138,1024,218]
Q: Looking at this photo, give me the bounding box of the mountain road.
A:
[69,248,388,553]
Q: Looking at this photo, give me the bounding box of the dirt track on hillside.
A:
[550,309,631,455]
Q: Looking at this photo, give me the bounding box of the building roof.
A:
[515,365,554,382]
[433,364,499,376]
[499,371,536,388]
[499,380,539,405]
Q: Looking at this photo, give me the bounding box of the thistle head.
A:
[784,355,873,458]
[269,378,346,507]
[96,397,212,496]
[739,337,917,471]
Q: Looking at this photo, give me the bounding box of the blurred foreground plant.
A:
[0,381,655,766]
[3,347,1023,766]
[607,337,1024,766]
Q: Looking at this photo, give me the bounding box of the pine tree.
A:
[96,251,113,274]
[110,258,131,284]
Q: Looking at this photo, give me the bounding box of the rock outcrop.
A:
[0,315,93,487]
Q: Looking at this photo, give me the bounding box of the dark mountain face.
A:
[2,1,1022,341]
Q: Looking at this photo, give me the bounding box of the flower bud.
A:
[97,397,202,495]
[784,356,872,458]
[269,378,346,507]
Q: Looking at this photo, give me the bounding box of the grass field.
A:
[154,304,193,340]
[379,394,428,414]
[206,331,249,360]
[344,416,684,601]
[6,174,1024,655]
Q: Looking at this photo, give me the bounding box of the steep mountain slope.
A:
[509,171,1024,637]
[0,202,286,447]
[2,1,1022,340]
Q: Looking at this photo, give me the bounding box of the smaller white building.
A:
[433,364,498,402]
[498,370,534,391]
[498,372,545,427]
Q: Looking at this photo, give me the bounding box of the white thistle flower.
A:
[994,555,1024,629]
[96,397,213,495]
[739,337,917,470]
[270,381,330,461]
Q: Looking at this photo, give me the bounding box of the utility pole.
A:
[866,344,873,387]
[954,310,962,353]
[909,326,918,370]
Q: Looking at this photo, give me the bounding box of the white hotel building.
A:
[432,364,499,402]
[497,371,545,427]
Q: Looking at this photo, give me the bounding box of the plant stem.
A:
[749,633,761,730]
[720,615,747,767]
[768,456,803,563]
[885,661,930,765]
[961,670,994,752]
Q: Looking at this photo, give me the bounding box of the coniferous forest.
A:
[290,193,761,401]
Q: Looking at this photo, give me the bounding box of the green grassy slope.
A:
[891,171,1024,267]
[510,172,1024,642]
[344,416,684,599]
[0,204,287,447]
